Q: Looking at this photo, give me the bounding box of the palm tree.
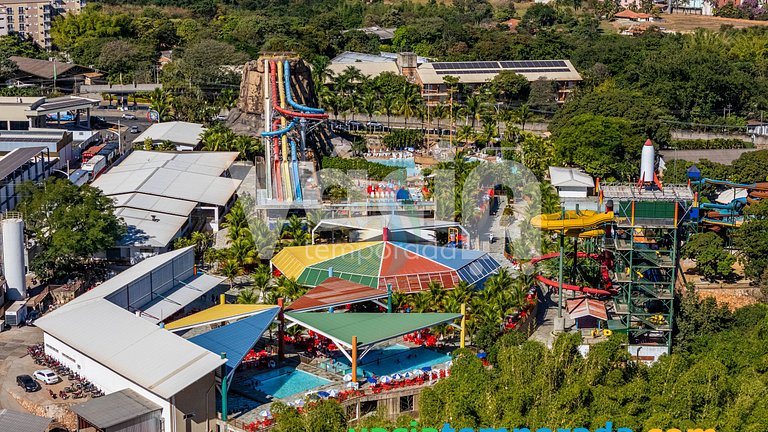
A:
[478,122,497,148]
[380,93,397,129]
[275,276,306,301]
[217,88,238,111]
[388,291,408,312]
[398,84,423,130]
[236,288,260,304]
[311,56,334,88]
[464,94,482,128]
[411,291,432,313]
[251,263,272,300]
[229,236,258,268]
[432,103,447,132]
[426,281,446,311]
[233,135,259,162]
[281,215,310,246]
[517,104,531,131]
[219,259,243,289]
[360,92,378,123]
[457,124,475,147]
[223,201,249,243]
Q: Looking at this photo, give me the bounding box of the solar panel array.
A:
[431,60,571,75]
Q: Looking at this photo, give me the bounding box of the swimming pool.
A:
[368,158,419,177]
[253,367,331,399]
[334,344,451,377]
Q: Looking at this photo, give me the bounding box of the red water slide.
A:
[529,252,617,296]
[269,60,328,120]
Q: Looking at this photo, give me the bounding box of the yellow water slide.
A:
[531,210,615,235]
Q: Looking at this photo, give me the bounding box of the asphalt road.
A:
[92,105,152,143]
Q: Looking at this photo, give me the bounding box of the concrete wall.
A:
[670,129,768,147]
[172,373,217,432]
[42,333,174,429]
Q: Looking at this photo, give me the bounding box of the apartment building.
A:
[0,0,84,50]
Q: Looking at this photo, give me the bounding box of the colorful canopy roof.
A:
[272,241,500,293]
[284,312,462,348]
[286,277,387,312]
[189,307,280,380]
[165,304,280,331]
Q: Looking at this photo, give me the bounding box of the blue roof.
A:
[189,307,279,378]
[391,242,487,270]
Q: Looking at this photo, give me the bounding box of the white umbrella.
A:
[293,399,305,408]
[342,373,353,382]
[379,375,393,383]
[403,372,412,378]
[260,410,271,418]
[391,373,403,380]
[346,382,358,389]
[412,369,424,376]
[328,389,339,397]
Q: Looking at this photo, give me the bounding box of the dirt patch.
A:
[609,14,768,33]
[695,287,760,310]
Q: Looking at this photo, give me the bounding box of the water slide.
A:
[531,210,615,232]
[260,59,330,202]
[528,252,617,296]
[700,198,746,211]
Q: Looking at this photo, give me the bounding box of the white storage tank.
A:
[2,218,26,301]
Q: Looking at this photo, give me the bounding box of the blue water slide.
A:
[260,120,297,137]
[700,199,745,211]
[283,60,325,114]
[692,178,757,189]
[289,139,302,201]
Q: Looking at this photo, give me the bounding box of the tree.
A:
[527,78,558,113]
[397,83,423,129]
[380,93,397,129]
[489,71,530,102]
[18,179,126,280]
[735,200,768,284]
[463,93,483,128]
[236,288,260,304]
[682,232,735,281]
[432,103,447,131]
[359,91,378,122]
[457,124,476,147]
[730,150,768,184]
[553,113,644,179]
[219,259,242,289]
[516,104,531,131]
[520,4,557,34]
[304,400,347,432]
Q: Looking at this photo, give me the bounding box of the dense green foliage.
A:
[18,179,126,280]
[382,129,424,150]
[321,156,399,180]
[419,298,768,432]
[735,200,768,288]
[682,232,735,281]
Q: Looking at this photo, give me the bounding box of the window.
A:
[6,16,12,23]
[17,7,23,14]
[18,23,24,31]
[62,353,76,363]
[399,395,414,412]
[44,344,59,353]
[7,24,13,32]
[18,14,23,22]
[5,8,11,14]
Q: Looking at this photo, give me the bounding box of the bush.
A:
[382,129,424,150]
[667,138,752,150]
[320,157,399,180]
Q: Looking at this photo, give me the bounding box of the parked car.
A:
[33,369,60,385]
[25,310,39,326]
[366,121,383,129]
[121,113,137,120]
[129,126,140,133]
[16,375,39,392]
[347,120,363,129]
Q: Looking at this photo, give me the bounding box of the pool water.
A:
[253,367,331,399]
[368,158,419,177]
[335,344,451,377]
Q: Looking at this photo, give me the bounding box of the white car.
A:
[33,369,59,385]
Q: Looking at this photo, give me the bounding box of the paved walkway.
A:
[0,326,43,412]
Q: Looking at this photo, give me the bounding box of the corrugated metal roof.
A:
[417,60,582,85]
[165,304,280,331]
[140,273,225,323]
[0,147,46,179]
[110,151,237,176]
[0,409,51,432]
[132,122,206,147]
[70,389,161,429]
[116,207,188,248]
[287,277,387,312]
[314,215,461,232]
[189,307,280,376]
[35,299,225,399]
[65,247,193,307]
[93,166,240,206]
[9,56,87,79]
[271,242,379,280]
[284,312,462,348]
[327,62,400,80]
[111,192,198,217]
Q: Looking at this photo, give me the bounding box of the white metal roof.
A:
[35,299,225,400]
[111,193,198,217]
[93,166,240,206]
[417,60,582,85]
[139,273,224,323]
[116,207,189,248]
[549,166,594,188]
[314,215,462,232]
[109,151,237,176]
[0,409,51,432]
[131,122,206,148]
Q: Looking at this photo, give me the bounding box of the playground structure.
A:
[261,56,328,203]
[529,139,695,355]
